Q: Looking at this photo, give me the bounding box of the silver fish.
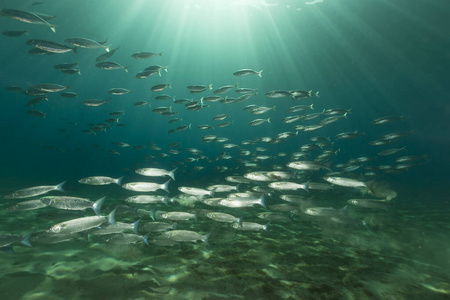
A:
[122,180,170,193]
[163,230,210,245]
[4,181,66,199]
[48,209,116,234]
[78,176,123,186]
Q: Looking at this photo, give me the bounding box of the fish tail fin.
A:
[161,179,171,193]
[208,83,213,90]
[132,218,141,234]
[150,209,157,221]
[56,181,67,192]
[159,52,163,56]
[143,232,150,246]
[108,207,117,225]
[267,118,271,123]
[263,222,271,232]
[194,210,200,222]
[260,194,267,208]
[93,196,106,216]
[258,70,263,77]
[315,91,320,97]
[237,217,243,227]
[202,232,212,246]
[50,25,57,33]
[115,176,124,186]
[303,181,310,193]
[105,44,112,52]
[123,66,129,73]
[162,195,169,206]
[21,234,32,247]
[169,168,177,181]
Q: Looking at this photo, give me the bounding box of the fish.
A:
[131,52,163,59]
[187,84,212,93]
[0,234,31,248]
[135,167,176,180]
[82,98,110,106]
[218,195,266,208]
[65,37,110,51]
[53,63,78,71]
[244,171,274,182]
[107,88,131,95]
[4,181,66,199]
[371,115,404,125]
[236,88,258,94]
[257,212,292,222]
[6,199,48,211]
[151,83,171,92]
[323,177,367,188]
[26,39,75,53]
[160,211,198,222]
[213,85,237,94]
[206,184,239,193]
[347,198,394,209]
[96,46,120,62]
[287,161,331,171]
[125,195,168,205]
[233,69,263,77]
[163,230,210,245]
[206,212,242,224]
[232,222,270,232]
[48,209,117,234]
[248,118,270,126]
[377,147,407,156]
[122,180,170,193]
[0,8,57,32]
[60,92,78,98]
[40,196,105,215]
[304,206,347,217]
[178,186,213,197]
[2,30,28,37]
[268,181,309,192]
[251,106,276,114]
[29,83,71,93]
[103,233,149,245]
[27,110,46,118]
[95,62,129,72]
[335,131,365,140]
[265,90,291,98]
[140,221,175,232]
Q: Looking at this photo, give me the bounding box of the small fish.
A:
[304,206,347,217]
[60,92,78,98]
[107,88,131,95]
[268,181,309,192]
[248,118,270,126]
[160,211,197,222]
[96,46,120,62]
[135,167,176,180]
[323,177,366,188]
[233,69,263,77]
[27,39,75,53]
[287,161,331,171]
[219,195,266,208]
[4,181,66,199]
[232,222,269,232]
[48,209,116,234]
[125,195,168,205]
[65,37,110,52]
[96,62,129,72]
[163,230,210,245]
[187,84,213,93]
[213,85,236,94]
[1,8,57,32]
[78,176,123,186]
[178,186,213,197]
[206,212,242,224]
[28,110,46,118]
[335,131,365,140]
[122,180,170,193]
[82,98,110,106]
[131,52,163,59]
[6,199,48,211]
[40,196,105,215]
[104,233,149,245]
[151,83,171,92]
[347,198,394,209]
[29,83,70,93]
[377,147,407,156]
[2,30,28,37]
[265,90,291,98]
[236,88,258,94]
[251,106,275,115]
[371,115,404,125]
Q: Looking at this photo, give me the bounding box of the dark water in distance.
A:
[0,0,449,299]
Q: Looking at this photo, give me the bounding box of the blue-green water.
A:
[1,0,449,299]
